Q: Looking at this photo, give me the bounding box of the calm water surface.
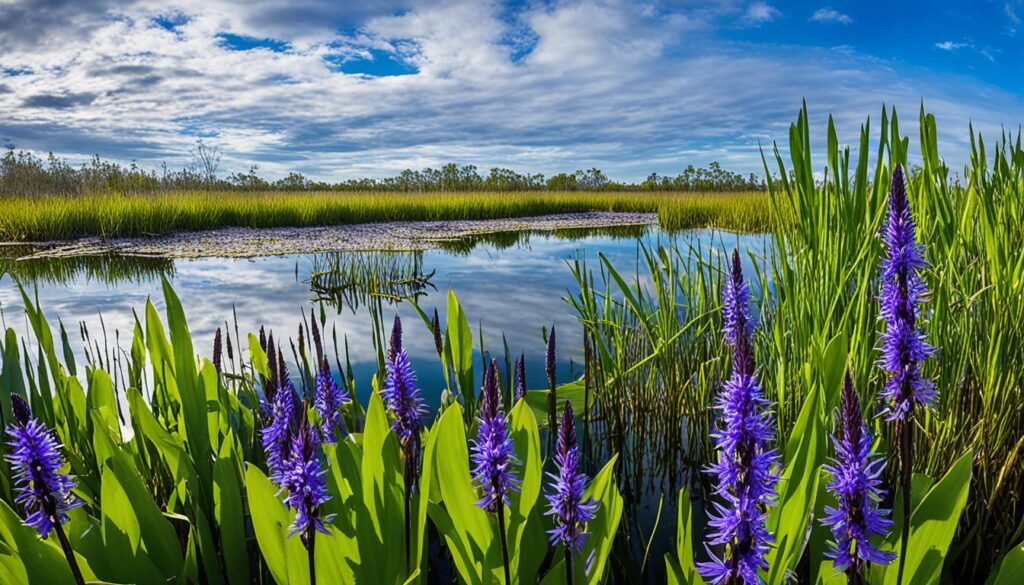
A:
[1,227,766,406]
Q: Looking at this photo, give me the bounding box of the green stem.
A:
[565,547,574,585]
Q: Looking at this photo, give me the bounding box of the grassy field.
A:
[0,190,770,241]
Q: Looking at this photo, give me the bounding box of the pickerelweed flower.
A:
[284,422,333,542]
[213,327,223,374]
[546,325,558,456]
[546,402,599,553]
[878,164,934,585]
[698,249,779,585]
[879,163,935,421]
[314,359,349,443]
[822,374,895,580]
[5,395,82,539]
[382,315,426,490]
[515,353,526,402]
[472,360,520,513]
[261,380,296,487]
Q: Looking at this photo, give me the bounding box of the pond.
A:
[1,226,767,408]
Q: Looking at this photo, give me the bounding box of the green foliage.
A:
[0,189,770,241]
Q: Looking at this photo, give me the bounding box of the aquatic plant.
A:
[262,380,296,487]
[283,421,332,585]
[514,352,526,402]
[313,359,349,442]
[471,359,520,584]
[546,325,558,456]
[698,249,779,584]
[879,164,934,584]
[5,395,85,584]
[546,402,599,584]
[382,314,426,570]
[822,374,895,581]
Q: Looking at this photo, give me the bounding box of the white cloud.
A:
[0,0,1019,182]
[809,8,852,24]
[743,2,780,25]
[934,39,997,62]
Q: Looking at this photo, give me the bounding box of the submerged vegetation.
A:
[0,103,1023,584]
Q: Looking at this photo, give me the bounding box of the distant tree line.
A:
[0,142,766,196]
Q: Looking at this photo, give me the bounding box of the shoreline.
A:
[3,211,658,260]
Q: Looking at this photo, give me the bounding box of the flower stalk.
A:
[382,315,426,573]
[5,395,85,585]
[472,359,520,584]
[878,165,934,585]
[698,249,779,584]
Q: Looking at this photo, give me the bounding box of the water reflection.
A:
[0,227,767,406]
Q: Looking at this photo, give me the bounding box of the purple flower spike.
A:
[382,315,426,490]
[213,327,223,374]
[723,249,755,376]
[472,360,520,513]
[314,359,349,443]
[284,423,334,543]
[261,381,296,487]
[515,353,527,402]
[698,251,779,585]
[5,395,82,538]
[822,375,895,577]
[546,326,557,388]
[545,402,599,552]
[879,164,935,421]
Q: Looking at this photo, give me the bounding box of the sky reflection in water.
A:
[0,227,767,408]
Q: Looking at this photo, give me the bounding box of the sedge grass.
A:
[0,190,769,242]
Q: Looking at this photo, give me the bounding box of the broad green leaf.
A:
[0,499,99,584]
[766,385,825,581]
[213,435,249,585]
[445,291,474,399]
[428,403,495,584]
[880,449,973,585]
[246,465,310,585]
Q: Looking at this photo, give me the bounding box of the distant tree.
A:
[191,139,222,186]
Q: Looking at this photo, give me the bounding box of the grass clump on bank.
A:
[0,190,770,242]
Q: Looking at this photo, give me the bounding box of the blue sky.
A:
[0,0,1021,181]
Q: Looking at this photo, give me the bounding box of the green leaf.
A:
[881,449,973,585]
[213,434,249,585]
[664,487,703,585]
[0,499,98,584]
[507,400,543,582]
[428,403,494,585]
[245,464,310,585]
[445,291,474,400]
[356,391,405,583]
[987,538,1024,585]
[765,384,825,581]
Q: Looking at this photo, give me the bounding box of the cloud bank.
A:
[0,0,1020,181]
